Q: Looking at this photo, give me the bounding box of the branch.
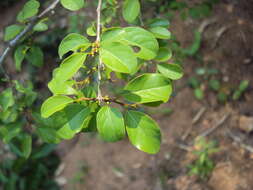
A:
[76,97,138,108]
[0,0,60,76]
[96,0,103,103]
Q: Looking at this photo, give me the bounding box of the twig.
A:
[76,97,138,108]
[0,0,60,76]
[212,25,232,49]
[96,0,103,103]
[177,113,230,152]
[181,107,207,141]
[198,18,217,34]
[227,130,253,153]
[198,113,230,138]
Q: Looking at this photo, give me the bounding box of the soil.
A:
[1,1,253,190]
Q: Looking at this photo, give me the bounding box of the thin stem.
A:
[96,0,103,103]
[0,0,60,78]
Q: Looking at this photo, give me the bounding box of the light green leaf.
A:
[26,46,44,67]
[149,27,171,39]
[33,22,48,32]
[0,88,14,111]
[96,106,126,142]
[17,0,40,22]
[4,25,24,41]
[123,0,140,23]
[124,73,172,103]
[58,33,90,59]
[57,104,91,139]
[157,63,183,80]
[14,45,29,71]
[41,95,74,118]
[125,110,161,154]
[48,78,77,95]
[120,27,159,60]
[54,53,87,82]
[100,42,137,74]
[60,0,85,11]
[154,47,172,62]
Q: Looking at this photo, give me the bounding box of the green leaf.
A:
[0,122,23,143]
[57,104,91,139]
[58,33,90,59]
[54,53,87,82]
[26,46,44,67]
[194,88,204,100]
[17,0,40,22]
[14,45,29,71]
[48,78,77,95]
[157,63,183,80]
[21,134,32,159]
[100,42,137,74]
[96,106,126,142]
[148,18,170,28]
[239,80,249,92]
[149,27,171,39]
[4,25,24,41]
[209,79,220,91]
[33,22,48,32]
[154,47,172,62]
[123,0,140,23]
[124,73,172,103]
[60,0,85,11]
[37,127,61,143]
[125,110,161,154]
[0,88,14,111]
[120,27,159,60]
[41,95,74,118]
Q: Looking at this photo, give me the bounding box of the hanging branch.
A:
[95,0,103,103]
[0,0,60,74]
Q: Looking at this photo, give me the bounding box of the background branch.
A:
[0,0,60,77]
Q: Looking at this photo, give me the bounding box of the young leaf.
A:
[123,73,172,103]
[125,110,161,154]
[57,105,91,139]
[120,27,159,60]
[14,45,29,71]
[4,25,24,41]
[154,47,172,62]
[41,95,74,118]
[54,53,87,82]
[58,33,90,59]
[96,106,126,142]
[26,46,44,67]
[123,0,140,23]
[60,0,85,11]
[149,27,171,39]
[157,63,183,80]
[0,88,14,111]
[17,0,40,22]
[100,42,137,74]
